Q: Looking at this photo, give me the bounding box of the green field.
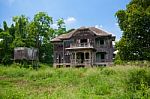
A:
[0,64,150,99]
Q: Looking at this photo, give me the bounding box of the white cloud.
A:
[51,17,76,29]
[115,23,119,27]
[95,25,103,29]
[51,23,58,29]
[64,17,76,24]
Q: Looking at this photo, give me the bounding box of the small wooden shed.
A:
[14,47,38,61]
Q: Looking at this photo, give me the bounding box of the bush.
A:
[1,54,13,65]
[126,68,150,98]
[0,66,29,77]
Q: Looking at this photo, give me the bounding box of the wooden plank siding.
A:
[51,27,115,67]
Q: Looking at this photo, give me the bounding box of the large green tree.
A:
[115,0,150,61]
[28,12,66,63]
[28,12,53,63]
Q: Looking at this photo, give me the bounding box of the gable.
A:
[51,27,114,42]
[72,28,95,37]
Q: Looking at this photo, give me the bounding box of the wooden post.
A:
[70,52,72,66]
[87,39,90,47]
[89,51,91,65]
[63,41,65,66]
[91,52,93,66]
[75,52,76,65]
[84,52,86,65]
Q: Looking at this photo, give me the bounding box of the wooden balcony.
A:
[71,43,93,47]
[66,43,94,50]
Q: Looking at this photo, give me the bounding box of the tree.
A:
[29,12,66,64]
[0,21,13,64]
[56,18,66,36]
[28,12,53,63]
[12,15,29,47]
[115,0,150,61]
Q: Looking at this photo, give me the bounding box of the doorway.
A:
[96,52,106,62]
[77,52,84,63]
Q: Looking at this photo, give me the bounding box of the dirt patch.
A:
[0,76,11,80]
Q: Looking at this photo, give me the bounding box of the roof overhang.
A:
[50,27,115,42]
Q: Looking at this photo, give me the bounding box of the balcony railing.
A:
[71,59,91,65]
[70,43,93,48]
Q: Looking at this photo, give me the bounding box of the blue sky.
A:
[0,0,130,40]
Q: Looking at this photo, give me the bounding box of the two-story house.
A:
[51,27,115,67]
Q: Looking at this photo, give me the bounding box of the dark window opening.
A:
[80,39,87,43]
[101,53,105,59]
[85,53,89,59]
[66,65,70,67]
[100,40,104,45]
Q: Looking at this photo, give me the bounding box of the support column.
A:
[89,51,91,66]
[75,52,77,65]
[84,52,86,65]
[63,41,65,65]
[70,52,72,65]
[94,52,96,64]
[87,39,90,47]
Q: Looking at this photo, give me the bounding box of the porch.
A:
[71,59,91,65]
[70,51,93,67]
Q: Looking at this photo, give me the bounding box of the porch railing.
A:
[70,43,93,48]
[71,59,91,65]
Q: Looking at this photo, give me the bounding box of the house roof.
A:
[89,27,112,36]
[51,27,113,42]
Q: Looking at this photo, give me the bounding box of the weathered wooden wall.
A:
[14,47,38,60]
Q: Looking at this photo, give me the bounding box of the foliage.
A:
[115,0,150,61]
[0,21,13,64]
[12,15,29,47]
[126,68,150,98]
[29,12,54,63]
[0,12,66,65]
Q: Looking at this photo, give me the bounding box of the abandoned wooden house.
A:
[51,27,115,67]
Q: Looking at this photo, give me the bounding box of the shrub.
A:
[126,68,150,98]
[101,68,117,75]
[0,66,29,77]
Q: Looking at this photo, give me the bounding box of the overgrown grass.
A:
[0,64,150,99]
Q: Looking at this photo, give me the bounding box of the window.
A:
[96,53,101,62]
[85,52,89,59]
[101,53,105,59]
[81,39,87,43]
[96,38,100,46]
[96,52,106,62]
[96,38,104,47]
[100,40,104,45]
[64,40,72,47]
